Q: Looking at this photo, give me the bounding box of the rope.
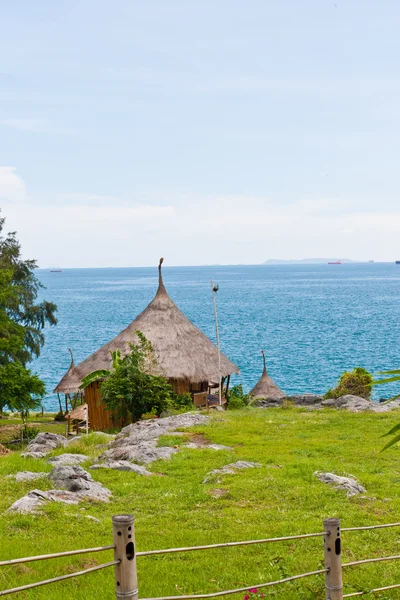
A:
[139,569,328,600]
[342,522,400,533]
[0,560,119,596]
[343,554,400,568]
[136,531,328,557]
[0,545,115,568]
[343,582,400,597]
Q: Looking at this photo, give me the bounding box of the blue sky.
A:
[1,1,400,266]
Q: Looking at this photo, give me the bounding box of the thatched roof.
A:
[68,403,88,422]
[54,349,82,394]
[250,351,286,400]
[55,259,240,393]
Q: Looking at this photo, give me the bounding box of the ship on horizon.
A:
[328,259,342,265]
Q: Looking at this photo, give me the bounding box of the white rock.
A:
[315,472,366,497]
[203,461,261,483]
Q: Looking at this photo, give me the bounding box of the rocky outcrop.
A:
[255,394,323,408]
[203,461,261,483]
[315,472,366,497]
[256,393,400,412]
[48,453,89,466]
[48,466,111,502]
[98,413,208,466]
[22,432,68,459]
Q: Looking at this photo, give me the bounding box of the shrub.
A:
[227,385,250,410]
[54,411,66,421]
[325,367,373,400]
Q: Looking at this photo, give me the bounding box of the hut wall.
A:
[170,379,191,395]
[85,381,116,431]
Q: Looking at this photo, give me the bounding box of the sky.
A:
[1,1,400,267]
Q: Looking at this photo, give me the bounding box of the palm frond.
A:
[79,369,111,390]
[381,433,400,452]
[372,376,400,385]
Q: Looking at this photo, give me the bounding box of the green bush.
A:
[227,384,250,410]
[325,367,373,400]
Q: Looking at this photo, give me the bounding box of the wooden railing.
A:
[2,515,400,598]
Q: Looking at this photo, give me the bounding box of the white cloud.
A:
[0,166,26,201]
[1,171,398,266]
[0,118,76,135]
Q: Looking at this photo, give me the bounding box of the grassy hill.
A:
[1,407,400,599]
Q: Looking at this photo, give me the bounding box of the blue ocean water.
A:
[33,264,400,411]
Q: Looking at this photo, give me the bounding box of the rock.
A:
[203,461,261,483]
[99,412,208,465]
[49,466,111,502]
[13,471,48,482]
[91,461,152,476]
[102,442,177,464]
[256,394,323,408]
[48,453,89,466]
[315,472,366,497]
[7,490,48,514]
[6,489,80,514]
[22,432,68,459]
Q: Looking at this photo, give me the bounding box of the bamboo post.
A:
[112,514,138,600]
[324,518,343,600]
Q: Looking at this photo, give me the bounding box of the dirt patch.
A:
[0,444,11,455]
[189,433,210,446]
[209,488,229,498]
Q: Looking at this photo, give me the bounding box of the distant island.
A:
[263,258,358,265]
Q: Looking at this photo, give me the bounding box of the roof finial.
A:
[68,348,75,369]
[261,349,267,374]
[157,257,167,294]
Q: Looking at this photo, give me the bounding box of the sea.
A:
[33,263,400,411]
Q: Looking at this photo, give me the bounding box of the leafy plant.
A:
[85,332,192,422]
[227,384,250,410]
[324,367,373,400]
[373,369,400,450]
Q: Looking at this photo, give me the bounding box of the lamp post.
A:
[211,280,222,406]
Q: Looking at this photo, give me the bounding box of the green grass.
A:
[1,408,400,598]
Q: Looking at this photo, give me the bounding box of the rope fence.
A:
[1,515,400,598]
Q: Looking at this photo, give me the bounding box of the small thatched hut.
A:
[54,259,239,430]
[250,350,286,401]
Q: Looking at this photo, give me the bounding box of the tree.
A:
[324,367,373,400]
[84,332,192,423]
[0,214,57,415]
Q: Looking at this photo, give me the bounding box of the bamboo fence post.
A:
[324,518,343,600]
[112,514,138,600]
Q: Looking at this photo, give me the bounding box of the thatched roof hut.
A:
[250,350,285,400]
[54,349,81,394]
[54,259,240,394]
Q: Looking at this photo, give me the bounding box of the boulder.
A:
[22,432,68,459]
[203,461,261,483]
[49,466,111,502]
[91,461,152,476]
[48,453,89,466]
[315,472,366,497]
